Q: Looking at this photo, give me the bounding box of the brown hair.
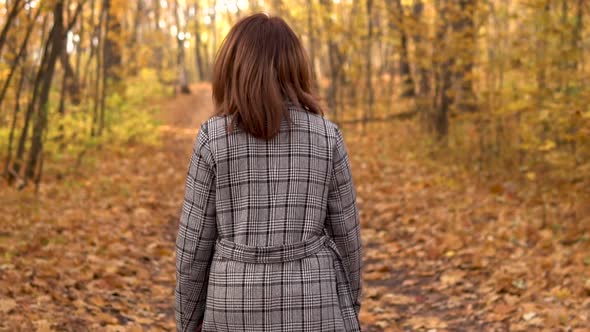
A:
[212,13,323,140]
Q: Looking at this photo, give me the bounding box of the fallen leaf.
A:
[0,299,17,313]
[440,269,466,287]
[523,312,537,321]
[405,316,448,329]
[383,293,415,305]
[35,320,53,332]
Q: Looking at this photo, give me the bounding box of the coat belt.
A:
[214,234,361,331]
[214,234,354,304]
[215,234,340,264]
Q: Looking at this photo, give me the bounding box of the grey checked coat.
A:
[175,106,363,332]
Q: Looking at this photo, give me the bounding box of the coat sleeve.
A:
[325,126,363,315]
[175,122,217,332]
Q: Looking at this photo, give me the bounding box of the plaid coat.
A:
[175,106,363,332]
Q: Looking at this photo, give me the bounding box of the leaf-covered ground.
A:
[349,123,589,331]
[1,85,589,331]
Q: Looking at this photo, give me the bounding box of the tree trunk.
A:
[387,0,416,98]
[0,5,42,110]
[92,0,106,137]
[433,0,453,139]
[412,0,430,98]
[99,0,113,136]
[0,0,23,59]
[399,32,415,98]
[454,0,478,112]
[57,59,68,148]
[14,15,51,182]
[560,0,568,78]
[572,0,583,74]
[75,14,84,87]
[307,0,319,93]
[25,1,65,183]
[153,0,164,73]
[211,3,218,79]
[4,62,26,184]
[129,0,144,75]
[60,50,82,104]
[103,0,122,81]
[82,0,98,90]
[535,0,550,102]
[174,0,190,94]
[193,1,205,81]
[364,0,374,121]
[319,0,345,118]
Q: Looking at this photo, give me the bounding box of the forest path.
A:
[5,84,582,331]
[0,84,491,331]
[155,85,493,331]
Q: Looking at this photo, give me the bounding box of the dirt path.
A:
[154,86,492,331]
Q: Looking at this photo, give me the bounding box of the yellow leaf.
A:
[539,140,556,152]
[551,287,571,300]
[0,299,17,313]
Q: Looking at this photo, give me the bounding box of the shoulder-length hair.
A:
[211,13,323,140]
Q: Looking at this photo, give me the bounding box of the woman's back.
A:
[174,13,362,332]
[210,106,340,246]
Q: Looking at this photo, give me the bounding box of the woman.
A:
[175,13,362,332]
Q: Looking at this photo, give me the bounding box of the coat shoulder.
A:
[199,115,230,141]
[288,107,341,138]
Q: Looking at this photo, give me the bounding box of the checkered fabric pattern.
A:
[175,106,363,332]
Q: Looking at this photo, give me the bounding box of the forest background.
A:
[0,0,589,330]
